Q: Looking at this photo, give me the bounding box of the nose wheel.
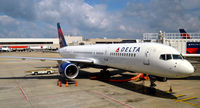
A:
[150,79,156,88]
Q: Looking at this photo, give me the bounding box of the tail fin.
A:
[179,29,190,39]
[57,23,67,48]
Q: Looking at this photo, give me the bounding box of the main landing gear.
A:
[98,68,111,79]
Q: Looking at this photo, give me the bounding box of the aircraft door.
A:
[143,50,150,65]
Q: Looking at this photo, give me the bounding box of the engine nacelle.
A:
[59,63,79,79]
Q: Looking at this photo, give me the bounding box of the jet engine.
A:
[59,63,79,79]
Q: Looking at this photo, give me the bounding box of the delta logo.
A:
[116,48,120,52]
[115,47,140,52]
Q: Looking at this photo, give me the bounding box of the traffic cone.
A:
[57,80,59,86]
[60,81,62,87]
[66,81,68,87]
[169,85,172,93]
[75,80,77,86]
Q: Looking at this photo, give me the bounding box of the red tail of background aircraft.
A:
[179,29,191,39]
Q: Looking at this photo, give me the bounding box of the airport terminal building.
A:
[143,32,200,54]
[0,36,83,50]
[0,35,138,51]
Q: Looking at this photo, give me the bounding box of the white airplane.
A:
[0,23,195,89]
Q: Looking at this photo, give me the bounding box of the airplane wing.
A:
[0,56,93,63]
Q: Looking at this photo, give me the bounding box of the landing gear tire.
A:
[98,69,110,79]
[150,80,156,88]
[162,77,167,82]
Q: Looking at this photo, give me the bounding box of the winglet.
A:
[57,23,67,48]
[179,29,191,39]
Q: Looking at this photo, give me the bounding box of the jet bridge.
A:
[143,32,200,54]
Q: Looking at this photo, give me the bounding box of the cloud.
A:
[0,0,36,21]
[181,0,200,9]
[0,0,112,38]
[119,0,200,36]
[0,0,200,39]
[0,15,20,37]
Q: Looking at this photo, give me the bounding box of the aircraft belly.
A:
[106,56,141,72]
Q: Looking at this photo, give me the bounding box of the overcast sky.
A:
[0,0,200,39]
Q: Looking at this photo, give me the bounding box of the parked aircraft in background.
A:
[178,29,200,59]
[179,29,191,39]
[0,23,195,90]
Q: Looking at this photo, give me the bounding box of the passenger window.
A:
[131,53,133,57]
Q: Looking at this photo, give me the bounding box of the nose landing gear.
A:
[149,76,157,94]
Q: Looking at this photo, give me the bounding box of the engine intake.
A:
[59,63,79,79]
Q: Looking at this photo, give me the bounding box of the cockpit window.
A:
[160,54,172,60]
[160,54,183,60]
[166,54,172,60]
[172,54,183,59]
[160,54,165,60]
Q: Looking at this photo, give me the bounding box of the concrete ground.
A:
[0,52,199,108]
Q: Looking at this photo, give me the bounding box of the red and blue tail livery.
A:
[57,23,67,48]
[179,29,191,39]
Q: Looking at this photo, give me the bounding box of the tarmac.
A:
[0,52,199,108]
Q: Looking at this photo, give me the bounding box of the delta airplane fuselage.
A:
[59,42,194,78]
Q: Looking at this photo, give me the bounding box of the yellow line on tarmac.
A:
[173,97,200,107]
[175,94,185,98]
[181,101,200,108]
[175,97,196,102]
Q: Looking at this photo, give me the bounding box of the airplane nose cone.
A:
[185,64,195,74]
[174,60,195,78]
[182,61,195,75]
